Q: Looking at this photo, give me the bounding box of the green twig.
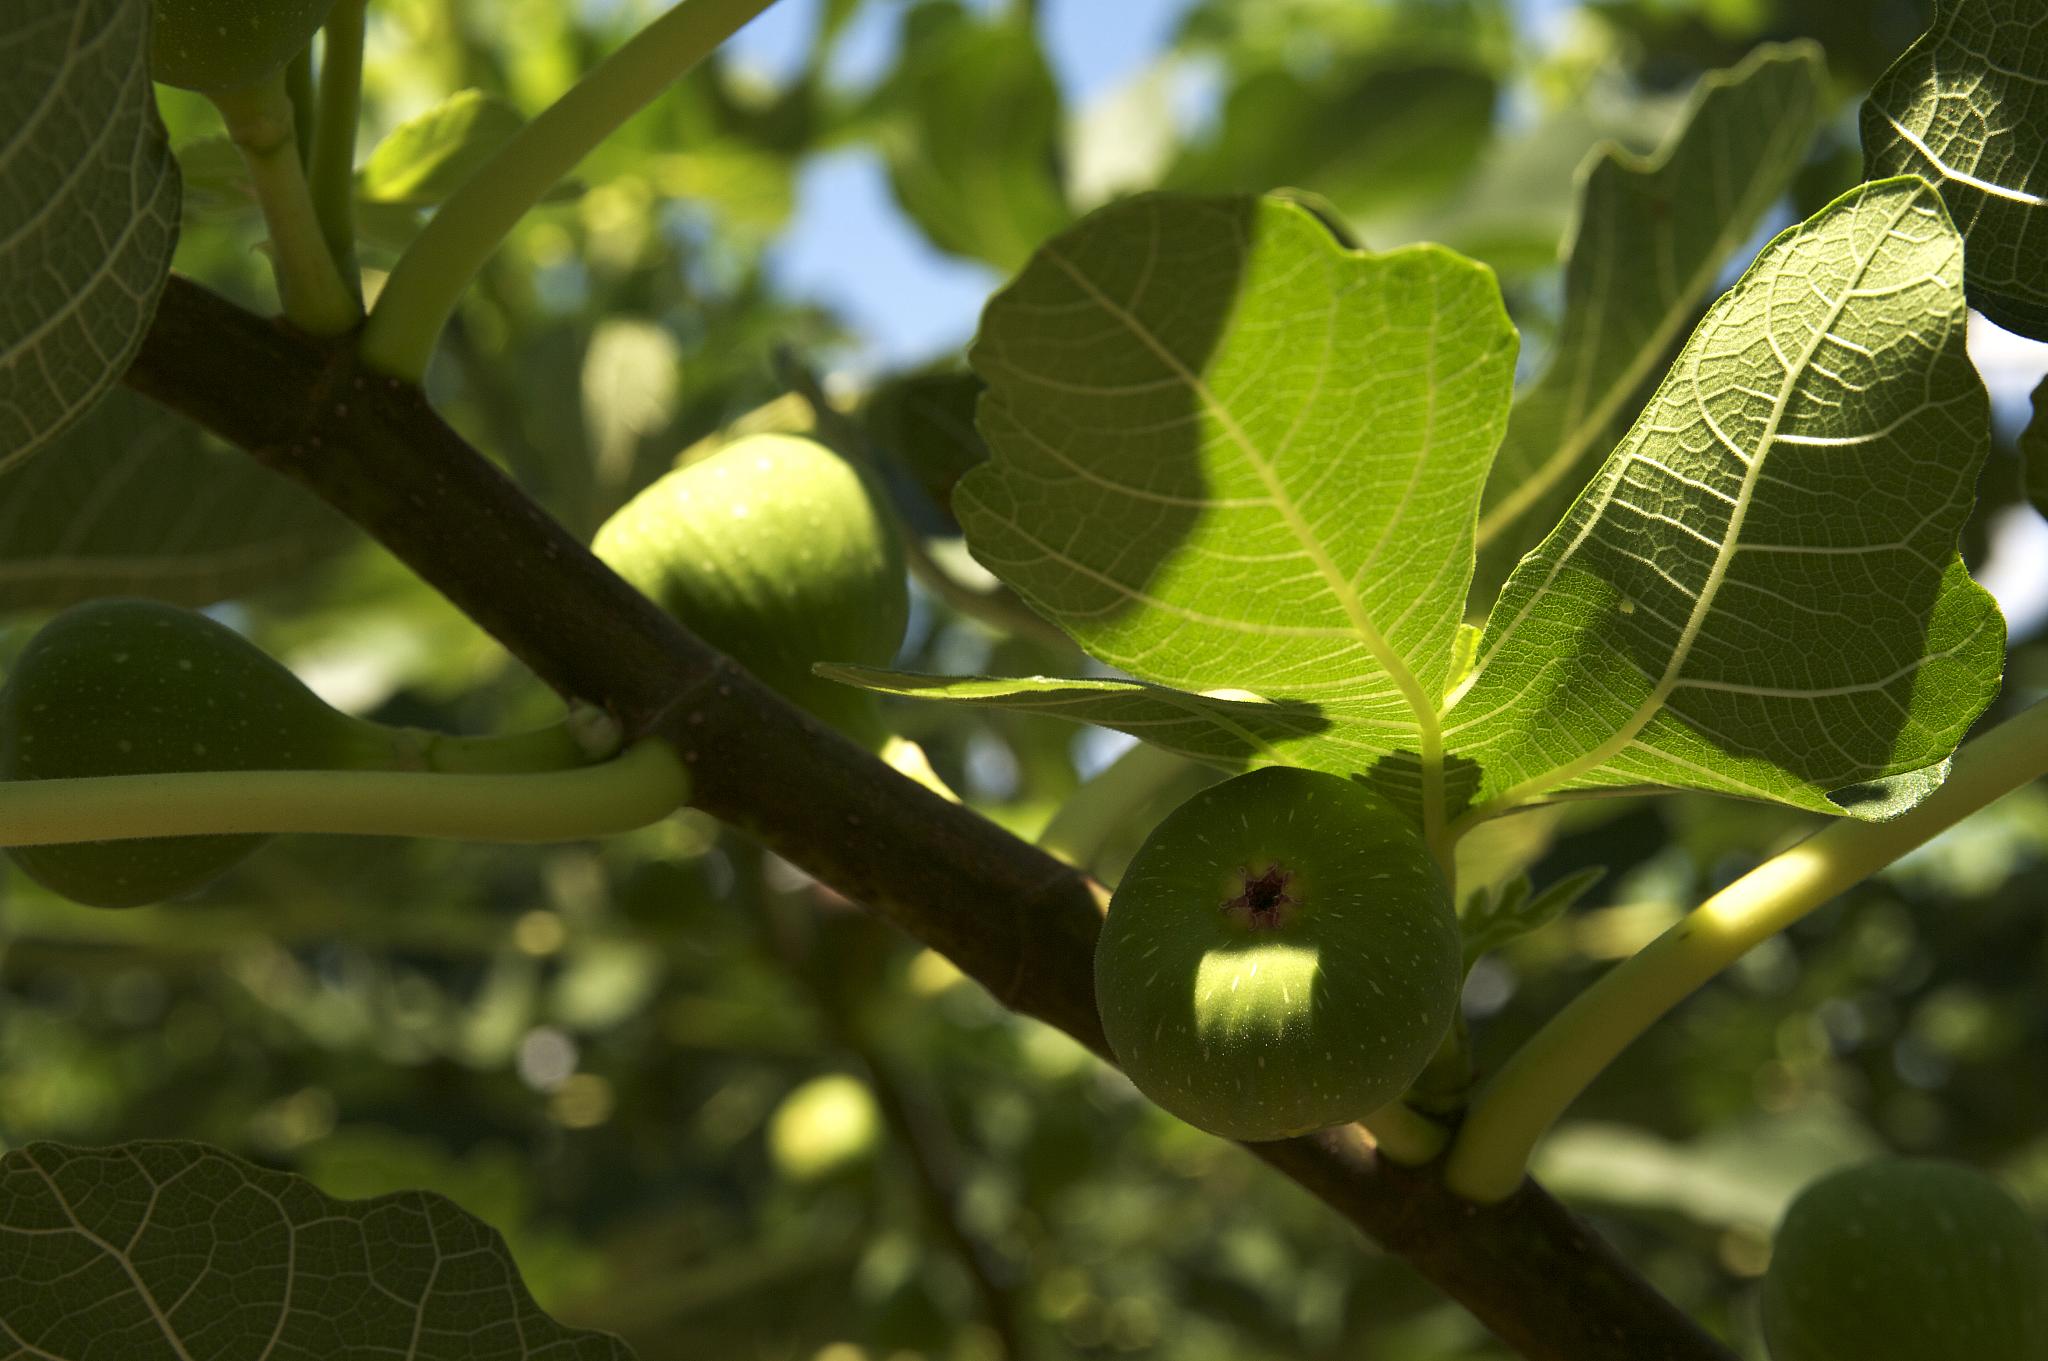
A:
[1444,696,2048,1204]
[309,0,368,300]
[361,0,781,380]
[0,741,687,847]
[209,72,361,336]
[285,49,317,167]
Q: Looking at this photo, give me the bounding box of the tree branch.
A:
[123,275,1734,1361]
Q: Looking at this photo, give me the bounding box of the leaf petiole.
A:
[285,48,317,167]
[208,71,361,336]
[308,0,368,300]
[1442,695,2048,1204]
[361,0,781,380]
[0,739,688,848]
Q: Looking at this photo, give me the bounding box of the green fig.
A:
[150,0,337,96]
[1762,1157,2048,1361]
[1094,766,1460,1142]
[0,599,394,908]
[593,433,908,746]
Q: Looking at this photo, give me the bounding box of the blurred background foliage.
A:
[4,0,2047,1357]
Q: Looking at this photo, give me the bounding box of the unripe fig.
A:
[1094,766,1460,1142]
[593,434,908,746]
[1762,1157,2048,1361]
[150,0,337,96]
[1,599,394,908]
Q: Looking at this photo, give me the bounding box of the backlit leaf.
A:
[1473,43,1830,611]
[1863,0,2048,339]
[940,192,1516,813]
[1445,178,2003,821]
[359,88,527,205]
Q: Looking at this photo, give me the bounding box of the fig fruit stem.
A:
[1444,695,2048,1205]
[307,0,368,300]
[391,719,606,774]
[0,740,688,847]
[360,0,781,381]
[208,72,362,337]
[1359,1101,1447,1165]
[1409,1010,1473,1115]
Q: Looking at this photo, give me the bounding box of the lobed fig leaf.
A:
[150,0,336,96]
[594,433,908,747]
[0,599,394,908]
[1094,766,1460,1142]
[1762,1157,2048,1361]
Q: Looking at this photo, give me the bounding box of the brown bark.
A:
[124,274,1735,1361]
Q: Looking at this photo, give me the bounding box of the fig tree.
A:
[593,433,908,746]
[1094,766,1460,1142]
[0,599,395,908]
[150,0,337,96]
[1762,1157,2048,1361]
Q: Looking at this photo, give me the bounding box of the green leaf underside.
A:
[953,193,1516,813]
[0,0,179,468]
[0,388,355,610]
[1472,43,1829,610]
[1863,0,2048,340]
[1445,178,2003,819]
[0,1141,633,1358]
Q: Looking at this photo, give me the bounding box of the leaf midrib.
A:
[1035,238,1449,805]
[1877,105,2048,207]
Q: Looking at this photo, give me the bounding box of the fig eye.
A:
[1223,862,1297,927]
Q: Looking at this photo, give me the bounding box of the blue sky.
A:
[726,0,1202,366]
[723,0,1574,369]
